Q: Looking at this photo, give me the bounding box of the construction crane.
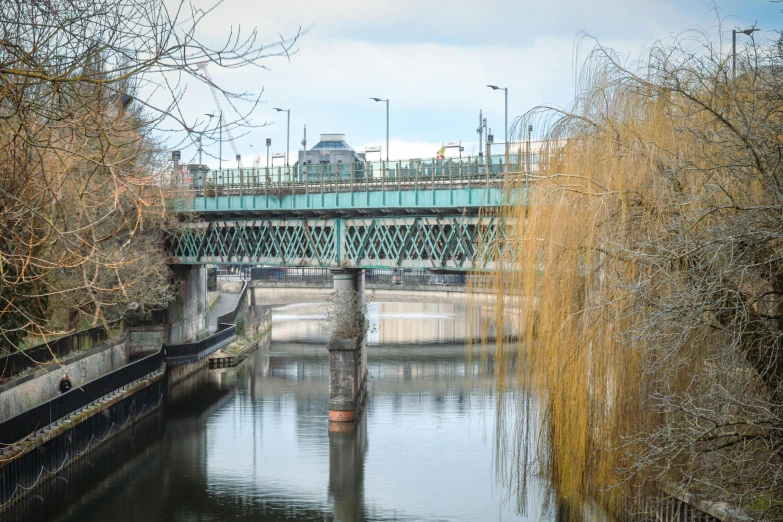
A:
[200,62,244,169]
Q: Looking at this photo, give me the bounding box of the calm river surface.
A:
[10,301,591,522]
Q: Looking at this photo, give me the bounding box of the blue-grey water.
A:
[8,301,594,522]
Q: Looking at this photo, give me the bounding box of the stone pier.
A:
[327,269,368,425]
[166,265,207,345]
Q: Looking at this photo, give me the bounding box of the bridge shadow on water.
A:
[8,301,609,522]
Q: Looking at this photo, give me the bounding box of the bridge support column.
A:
[327,269,368,425]
[166,265,208,345]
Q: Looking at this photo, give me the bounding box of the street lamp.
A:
[273,108,290,167]
[205,112,223,171]
[486,85,508,149]
[200,113,215,167]
[732,27,759,78]
[370,97,389,162]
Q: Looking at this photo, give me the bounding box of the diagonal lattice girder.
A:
[170,216,512,271]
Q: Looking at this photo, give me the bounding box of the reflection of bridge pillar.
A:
[328,415,367,520]
[328,269,368,424]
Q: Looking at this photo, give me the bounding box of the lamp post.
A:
[205,112,222,171]
[273,108,290,167]
[732,27,759,78]
[487,85,508,157]
[265,138,272,183]
[201,113,216,167]
[370,97,389,162]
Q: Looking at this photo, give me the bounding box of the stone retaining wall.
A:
[0,335,129,422]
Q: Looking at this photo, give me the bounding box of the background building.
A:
[296,134,366,181]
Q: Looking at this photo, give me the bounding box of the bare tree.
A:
[0,0,302,351]
[490,21,783,521]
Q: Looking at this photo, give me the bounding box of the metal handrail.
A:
[0,319,124,380]
[163,281,247,366]
[249,267,332,284]
[216,281,247,326]
[246,267,493,287]
[0,345,164,446]
[163,325,236,366]
[179,150,546,197]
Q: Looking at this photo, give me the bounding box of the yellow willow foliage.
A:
[478,34,783,517]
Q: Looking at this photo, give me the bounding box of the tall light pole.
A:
[487,85,508,149]
[201,113,215,167]
[370,97,389,162]
[273,108,290,167]
[732,27,758,78]
[218,112,223,171]
[205,112,222,170]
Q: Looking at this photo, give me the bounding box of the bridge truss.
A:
[169,215,512,271]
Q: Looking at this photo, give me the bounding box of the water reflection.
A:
[15,301,604,522]
[272,301,511,345]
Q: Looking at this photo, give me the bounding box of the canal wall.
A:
[127,325,167,359]
[0,363,165,509]
[251,285,494,307]
[167,357,210,389]
[0,323,171,423]
[209,303,272,369]
[0,411,164,521]
[0,335,129,422]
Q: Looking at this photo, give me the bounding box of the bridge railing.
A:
[242,267,494,288]
[177,149,546,197]
[249,267,333,284]
[0,346,164,446]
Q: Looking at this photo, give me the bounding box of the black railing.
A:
[218,266,499,290]
[0,320,124,381]
[164,281,247,366]
[216,281,248,326]
[365,269,468,285]
[0,346,164,446]
[246,267,475,286]
[163,325,236,365]
[250,267,333,284]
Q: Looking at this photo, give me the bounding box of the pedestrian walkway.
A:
[207,292,241,333]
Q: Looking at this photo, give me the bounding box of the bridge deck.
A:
[171,155,529,270]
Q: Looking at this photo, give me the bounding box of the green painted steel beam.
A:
[183,187,523,214]
[169,215,512,272]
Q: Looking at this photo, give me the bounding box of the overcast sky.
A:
[169,0,778,168]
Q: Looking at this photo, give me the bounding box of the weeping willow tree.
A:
[489,26,783,520]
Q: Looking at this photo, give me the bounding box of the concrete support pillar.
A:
[328,269,367,424]
[166,265,208,344]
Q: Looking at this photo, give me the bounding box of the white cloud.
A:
[158,0,770,168]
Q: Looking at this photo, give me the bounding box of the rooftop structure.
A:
[297,134,365,166]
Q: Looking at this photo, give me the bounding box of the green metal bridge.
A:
[170,153,532,271]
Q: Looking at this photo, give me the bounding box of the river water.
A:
[9,301,591,522]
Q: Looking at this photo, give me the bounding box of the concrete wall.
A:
[127,325,166,359]
[207,291,220,309]
[217,280,243,293]
[167,358,210,390]
[167,265,207,344]
[251,286,486,307]
[0,336,129,422]
[167,361,210,401]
